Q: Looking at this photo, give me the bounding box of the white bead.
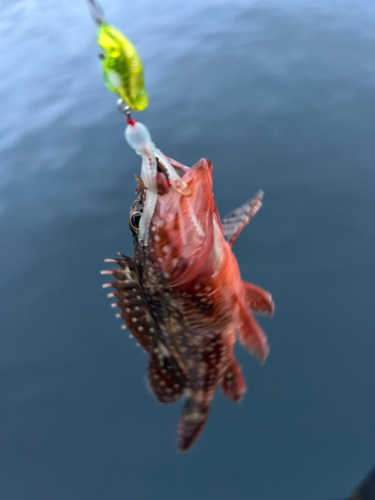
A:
[125,122,152,151]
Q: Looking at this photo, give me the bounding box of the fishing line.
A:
[87,0,104,25]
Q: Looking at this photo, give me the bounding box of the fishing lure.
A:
[88,0,148,111]
[98,23,148,111]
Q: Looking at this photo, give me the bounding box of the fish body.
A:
[104,155,274,451]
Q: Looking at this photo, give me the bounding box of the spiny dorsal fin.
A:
[222,191,263,248]
[102,257,157,351]
[102,256,188,401]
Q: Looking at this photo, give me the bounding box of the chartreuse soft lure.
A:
[98,23,148,111]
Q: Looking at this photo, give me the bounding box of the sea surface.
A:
[1,1,375,499]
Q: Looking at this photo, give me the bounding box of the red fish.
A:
[103,155,274,451]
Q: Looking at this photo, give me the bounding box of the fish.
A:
[102,154,274,451]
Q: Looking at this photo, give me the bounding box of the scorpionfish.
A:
[102,155,274,451]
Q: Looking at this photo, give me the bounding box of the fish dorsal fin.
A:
[222,192,263,248]
[103,257,188,401]
[243,281,275,316]
[148,351,186,403]
[237,300,269,364]
[103,256,157,351]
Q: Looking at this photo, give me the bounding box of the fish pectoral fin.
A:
[237,301,269,364]
[221,357,246,402]
[148,351,186,404]
[221,192,263,248]
[243,281,275,316]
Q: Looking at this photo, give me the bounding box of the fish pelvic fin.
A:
[222,191,263,248]
[221,356,246,402]
[243,281,275,316]
[237,300,269,364]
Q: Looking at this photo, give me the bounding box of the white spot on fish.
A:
[159,343,170,357]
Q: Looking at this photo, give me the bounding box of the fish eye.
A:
[98,52,105,60]
[130,211,142,232]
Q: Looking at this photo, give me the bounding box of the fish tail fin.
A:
[243,281,275,316]
[177,333,229,450]
[177,391,212,452]
[238,300,269,363]
[221,357,246,402]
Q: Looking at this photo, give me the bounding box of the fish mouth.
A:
[156,157,190,196]
[156,159,170,195]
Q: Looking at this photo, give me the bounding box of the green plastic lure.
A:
[97,22,148,112]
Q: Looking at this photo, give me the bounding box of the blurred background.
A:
[1,0,375,499]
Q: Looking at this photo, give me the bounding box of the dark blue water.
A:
[1,0,375,499]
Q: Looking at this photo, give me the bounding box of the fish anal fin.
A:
[238,301,269,364]
[221,357,246,402]
[148,353,186,404]
[243,281,275,316]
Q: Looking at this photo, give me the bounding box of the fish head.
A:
[129,154,221,285]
